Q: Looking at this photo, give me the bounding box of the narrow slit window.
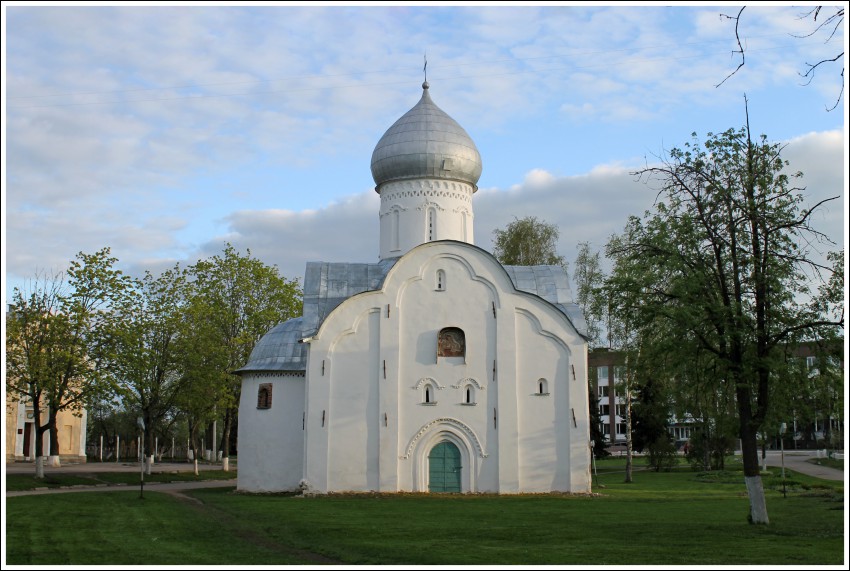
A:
[537,378,549,396]
[463,384,477,405]
[428,207,436,241]
[425,384,433,404]
[462,211,468,241]
[391,209,400,251]
[436,269,446,291]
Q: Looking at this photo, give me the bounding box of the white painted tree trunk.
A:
[48,454,61,468]
[145,455,153,475]
[35,456,45,479]
[625,382,633,483]
[193,458,199,476]
[222,457,230,472]
[745,476,769,524]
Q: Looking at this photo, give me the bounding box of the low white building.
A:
[237,82,591,494]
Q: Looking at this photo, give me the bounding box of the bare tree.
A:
[717,6,845,111]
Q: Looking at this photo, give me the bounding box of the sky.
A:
[3,2,847,306]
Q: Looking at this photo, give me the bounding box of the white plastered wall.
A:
[378,179,475,260]
[237,372,305,492]
[302,241,591,494]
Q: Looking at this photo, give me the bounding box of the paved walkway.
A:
[760,449,845,481]
[5,460,238,498]
[4,459,232,475]
[5,478,236,498]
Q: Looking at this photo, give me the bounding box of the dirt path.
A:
[157,486,343,565]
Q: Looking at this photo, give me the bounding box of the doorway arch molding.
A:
[402,417,487,492]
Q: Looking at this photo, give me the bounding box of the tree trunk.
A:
[145,417,155,457]
[144,415,154,475]
[760,439,767,472]
[48,415,61,467]
[745,475,769,524]
[624,379,633,483]
[189,421,200,476]
[220,407,234,472]
[205,421,215,461]
[32,403,46,478]
[739,400,769,524]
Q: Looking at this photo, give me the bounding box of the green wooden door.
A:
[429,441,461,493]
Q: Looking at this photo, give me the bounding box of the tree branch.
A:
[716,7,746,88]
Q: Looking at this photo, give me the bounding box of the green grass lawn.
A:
[5,459,844,566]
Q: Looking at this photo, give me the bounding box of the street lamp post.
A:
[779,422,787,499]
[137,416,145,500]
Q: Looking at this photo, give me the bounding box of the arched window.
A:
[437,327,465,359]
[461,211,468,242]
[537,378,549,396]
[257,383,273,409]
[428,207,437,241]
[424,383,434,404]
[463,384,476,405]
[391,209,400,251]
[436,269,446,291]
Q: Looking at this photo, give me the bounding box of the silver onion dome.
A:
[371,82,483,190]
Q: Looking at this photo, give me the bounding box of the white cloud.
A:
[4,5,845,303]
[203,129,844,288]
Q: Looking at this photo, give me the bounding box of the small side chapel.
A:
[236,82,592,494]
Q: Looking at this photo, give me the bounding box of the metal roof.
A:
[235,317,307,373]
[370,82,482,189]
[501,264,573,305]
[502,264,589,339]
[301,258,398,338]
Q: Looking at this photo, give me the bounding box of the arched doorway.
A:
[428,441,461,492]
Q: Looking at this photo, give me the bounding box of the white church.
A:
[236,81,592,494]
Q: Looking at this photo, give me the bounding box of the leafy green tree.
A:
[7,274,66,478]
[575,242,614,461]
[492,216,568,269]
[174,311,224,475]
[183,243,302,471]
[586,369,610,461]
[607,116,843,523]
[6,248,130,476]
[603,222,657,483]
[574,242,605,347]
[109,265,188,473]
[631,376,678,472]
